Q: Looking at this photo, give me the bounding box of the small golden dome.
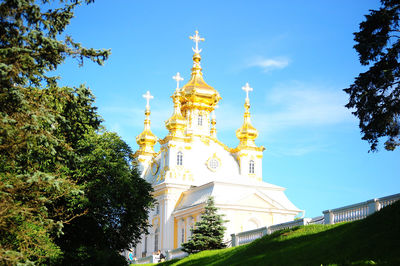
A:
[165,92,186,135]
[134,91,158,157]
[136,109,158,154]
[236,100,259,148]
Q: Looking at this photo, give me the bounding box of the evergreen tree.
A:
[0,1,153,264]
[345,0,400,151]
[182,197,227,254]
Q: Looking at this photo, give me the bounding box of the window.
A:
[154,227,159,251]
[249,160,255,174]
[209,159,219,169]
[181,228,185,243]
[177,151,183,166]
[198,114,203,126]
[155,204,160,215]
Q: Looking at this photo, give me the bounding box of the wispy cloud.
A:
[247,56,290,72]
[258,81,354,132]
[217,81,353,133]
[215,81,355,154]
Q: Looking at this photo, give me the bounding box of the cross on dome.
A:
[172,72,184,91]
[189,30,205,54]
[242,82,253,100]
[142,90,154,109]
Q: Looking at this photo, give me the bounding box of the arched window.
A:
[177,151,183,166]
[198,114,203,126]
[249,160,255,174]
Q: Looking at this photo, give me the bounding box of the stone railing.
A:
[267,218,311,235]
[231,227,268,247]
[133,254,156,264]
[133,248,187,264]
[309,216,324,225]
[165,248,187,260]
[323,193,400,224]
[230,193,399,247]
[231,218,313,247]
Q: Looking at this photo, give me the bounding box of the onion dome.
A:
[179,31,221,112]
[165,73,186,136]
[236,83,259,149]
[134,91,158,156]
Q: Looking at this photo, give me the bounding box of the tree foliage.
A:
[182,197,227,254]
[56,131,154,265]
[345,0,400,151]
[0,0,153,264]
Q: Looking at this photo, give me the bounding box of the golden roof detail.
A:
[179,31,221,112]
[210,110,217,138]
[165,90,186,136]
[134,91,157,157]
[236,83,264,151]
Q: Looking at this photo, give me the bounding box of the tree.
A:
[0,85,102,264]
[0,1,153,264]
[181,197,227,254]
[345,0,400,151]
[56,131,154,265]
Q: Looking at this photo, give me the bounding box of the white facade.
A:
[132,31,301,258]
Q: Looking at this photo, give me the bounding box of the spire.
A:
[236,83,259,149]
[189,30,205,76]
[135,91,157,156]
[180,30,221,112]
[165,73,186,136]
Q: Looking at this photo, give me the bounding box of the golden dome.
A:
[236,99,259,148]
[134,91,158,157]
[179,52,221,111]
[135,109,158,155]
[165,91,186,136]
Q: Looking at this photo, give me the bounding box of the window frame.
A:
[177,151,183,166]
[249,160,255,174]
[198,114,203,126]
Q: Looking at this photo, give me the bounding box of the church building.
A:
[132,31,301,257]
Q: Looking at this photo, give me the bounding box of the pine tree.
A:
[345,0,400,151]
[181,197,227,254]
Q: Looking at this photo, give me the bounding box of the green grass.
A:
[154,200,400,266]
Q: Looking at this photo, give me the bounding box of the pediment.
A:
[235,192,277,209]
[237,193,273,208]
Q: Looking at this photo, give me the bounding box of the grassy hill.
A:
[153,201,400,265]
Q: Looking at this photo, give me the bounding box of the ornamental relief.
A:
[206,153,221,172]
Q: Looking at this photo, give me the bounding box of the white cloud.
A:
[217,81,353,133]
[258,81,355,133]
[247,56,290,72]
[215,81,356,154]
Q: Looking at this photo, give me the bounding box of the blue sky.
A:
[55,0,399,218]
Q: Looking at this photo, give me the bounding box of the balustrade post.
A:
[231,233,237,247]
[367,199,379,215]
[262,227,268,236]
[323,210,334,224]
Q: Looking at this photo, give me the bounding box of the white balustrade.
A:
[166,248,188,260]
[268,218,311,235]
[323,193,400,225]
[133,255,156,264]
[236,227,267,245]
[231,193,399,247]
